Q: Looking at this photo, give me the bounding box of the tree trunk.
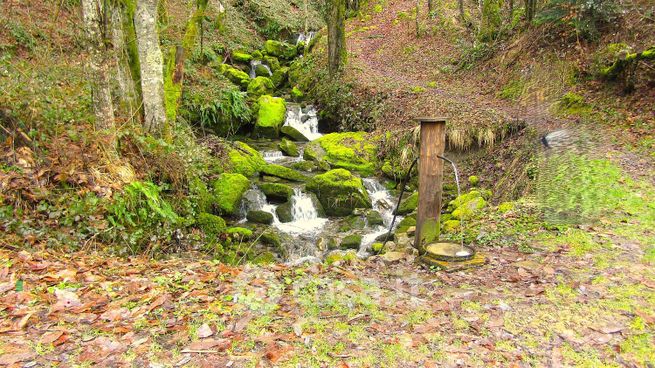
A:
[134,0,167,136]
[525,0,535,23]
[415,0,421,37]
[81,0,115,132]
[458,0,465,20]
[304,0,309,34]
[327,0,346,76]
[111,6,138,119]
[428,0,434,15]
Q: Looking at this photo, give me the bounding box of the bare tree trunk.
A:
[304,0,309,34]
[415,0,421,37]
[327,0,346,76]
[111,6,138,119]
[135,0,167,136]
[82,0,115,132]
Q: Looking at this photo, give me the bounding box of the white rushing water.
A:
[360,178,399,252]
[283,105,322,141]
[296,32,315,45]
[275,188,327,235]
[262,151,285,162]
[241,188,279,223]
[249,60,272,79]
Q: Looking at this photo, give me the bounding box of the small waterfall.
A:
[249,60,272,79]
[283,104,322,141]
[296,31,315,45]
[360,178,400,252]
[275,188,327,235]
[263,151,285,162]
[241,188,279,222]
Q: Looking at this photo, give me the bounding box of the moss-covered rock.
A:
[324,250,358,265]
[396,214,416,234]
[366,210,384,226]
[246,210,274,224]
[340,215,366,232]
[278,138,299,156]
[247,76,274,98]
[212,173,250,216]
[291,160,319,172]
[252,50,264,59]
[254,64,272,77]
[271,66,289,88]
[263,40,297,59]
[232,51,252,63]
[226,227,253,239]
[227,141,266,177]
[371,242,384,253]
[281,125,310,142]
[253,251,276,264]
[498,201,515,214]
[260,230,288,258]
[304,132,377,176]
[259,182,293,202]
[276,202,293,223]
[442,219,461,233]
[196,213,226,237]
[451,196,487,220]
[340,234,362,250]
[263,56,280,71]
[260,164,307,182]
[468,175,480,186]
[218,64,250,88]
[254,95,287,138]
[448,190,482,212]
[291,86,304,100]
[306,169,371,216]
[395,191,418,215]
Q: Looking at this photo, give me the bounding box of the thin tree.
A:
[134,0,167,136]
[81,0,115,136]
[326,0,347,76]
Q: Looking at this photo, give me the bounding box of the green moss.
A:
[451,197,487,220]
[276,202,293,222]
[232,51,253,63]
[253,251,276,264]
[189,177,213,214]
[366,210,384,226]
[325,250,358,265]
[411,86,426,94]
[291,161,319,172]
[247,76,274,98]
[341,234,362,249]
[196,213,226,237]
[468,175,480,186]
[271,66,289,88]
[212,173,250,216]
[254,95,287,138]
[442,219,461,233]
[282,125,311,142]
[278,137,299,156]
[397,215,417,233]
[226,227,253,239]
[396,192,418,215]
[217,64,251,88]
[498,201,515,214]
[291,86,304,100]
[263,40,297,59]
[306,169,371,216]
[260,164,307,182]
[227,141,266,177]
[558,92,591,115]
[263,56,280,71]
[498,79,525,101]
[246,210,274,224]
[259,182,293,202]
[305,132,378,176]
[163,46,182,128]
[418,218,440,250]
[371,242,384,253]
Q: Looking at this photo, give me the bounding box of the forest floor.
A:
[2,0,655,367]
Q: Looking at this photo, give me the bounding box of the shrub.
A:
[536,0,620,41]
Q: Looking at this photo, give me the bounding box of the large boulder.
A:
[271,66,289,88]
[246,210,274,224]
[232,51,252,63]
[196,213,226,237]
[306,169,372,217]
[395,191,418,215]
[304,132,377,176]
[260,164,307,182]
[263,56,281,72]
[281,125,310,142]
[218,64,250,88]
[263,40,297,59]
[212,173,250,216]
[247,76,274,98]
[340,234,362,250]
[254,95,286,138]
[276,202,293,223]
[227,141,266,177]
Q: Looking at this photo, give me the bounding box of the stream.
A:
[239,103,402,262]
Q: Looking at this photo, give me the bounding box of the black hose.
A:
[379,157,419,251]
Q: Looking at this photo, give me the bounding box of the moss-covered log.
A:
[600,46,655,91]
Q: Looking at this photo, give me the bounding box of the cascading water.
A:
[262,151,285,162]
[241,188,279,223]
[283,104,322,141]
[360,178,399,253]
[249,60,272,79]
[275,188,327,235]
[296,32,315,45]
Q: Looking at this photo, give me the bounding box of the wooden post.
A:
[415,117,447,253]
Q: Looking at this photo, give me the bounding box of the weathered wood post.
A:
[414,117,447,253]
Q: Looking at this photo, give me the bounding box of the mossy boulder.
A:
[340,234,362,250]
[306,169,371,217]
[260,230,289,258]
[232,51,253,63]
[227,141,266,177]
[304,132,377,176]
[263,56,280,71]
[246,210,274,224]
[196,213,226,237]
[340,215,366,232]
[498,201,515,214]
[366,210,384,226]
[263,40,297,59]
[254,95,287,138]
[281,125,310,142]
[278,138,299,156]
[247,76,274,98]
[291,161,319,172]
[395,191,418,215]
[254,64,272,77]
[212,173,250,216]
[396,214,416,234]
[271,66,289,88]
[260,164,307,182]
[276,202,293,223]
[451,196,487,221]
[218,64,250,88]
[468,175,480,186]
[291,86,304,100]
[442,219,461,233]
[371,242,384,253]
[259,182,293,202]
[252,50,264,59]
[447,190,482,212]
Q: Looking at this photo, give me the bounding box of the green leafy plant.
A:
[536,0,620,41]
[183,88,251,137]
